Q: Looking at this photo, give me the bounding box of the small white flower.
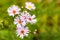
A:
[27,15,37,24]
[14,16,26,26]
[25,2,36,10]
[16,26,29,39]
[21,11,37,24]
[7,5,21,17]
[21,11,30,20]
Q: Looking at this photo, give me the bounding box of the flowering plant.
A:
[7,2,36,39]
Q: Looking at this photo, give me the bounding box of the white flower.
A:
[27,15,37,24]
[16,26,29,39]
[21,11,30,20]
[7,5,21,17]
[21,11,37,24]
[25,2,36,10]
[14,16,26,26]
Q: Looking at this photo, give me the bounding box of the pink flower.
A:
[7,5,21,17]
[16,25,29,39]
[27,15,37,24]
[14,16,26,26]
[21,11,30,20]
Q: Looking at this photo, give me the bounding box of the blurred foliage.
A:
[0,0,60,40]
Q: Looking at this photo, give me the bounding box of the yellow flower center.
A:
[28,5,32,8]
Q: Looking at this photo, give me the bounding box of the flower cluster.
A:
[7,2,36,39]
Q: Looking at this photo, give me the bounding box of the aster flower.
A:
[21,11,37,24]
[21,11,30,20]
[14,16,26,26]
[25,2,36,10]
[16,25,29,39]
[7,5,21,17]
[27,14,37,24]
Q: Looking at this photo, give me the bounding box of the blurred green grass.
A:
[0,0,60,40]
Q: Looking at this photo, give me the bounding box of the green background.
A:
[0,0,60,40]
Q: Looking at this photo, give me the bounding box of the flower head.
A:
[14,16,26,26]
[27,14,37,24]
[16,25,29,39]
[21,11,30,20]
[25,2,36,10]
[7,5,21,17]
